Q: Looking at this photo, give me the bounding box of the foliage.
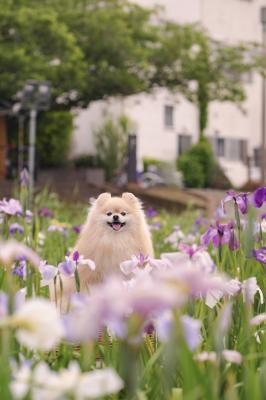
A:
[143,157,164,172]
[177,138,214,188]
[177,153,205,188]
[0,0,261,118]
[0,0,159,108]
[94,114,133,181]
[37,111,73,167]
[208,162,232,190]
[151,22,258,138]
[0,0,86,108]
[72,154,100,169]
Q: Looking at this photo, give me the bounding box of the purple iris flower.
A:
[73,225,82,234]
[253,187,266,208]
[137,253,150,267]
[38,207,54,218]
[261,213,266,220]
[0,198,23,216]
[144,322,155,335]
[25,210,33,223]
[178,243,205,258]
[253,247,266,264]
[20,168,29,188]
[201,221,237,249]
[0,292,8,318]
[222,190,248,214]
[58,256,76,276]
[145,207,158,219]
[12,259,27,279]
[72,250,80,262]
[149,221,162,231]
[9,223,24,235]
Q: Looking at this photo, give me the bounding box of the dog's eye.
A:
[121,212,126,216]
[106,212,112,216]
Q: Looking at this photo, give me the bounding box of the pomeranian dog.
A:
[56,192,154,307]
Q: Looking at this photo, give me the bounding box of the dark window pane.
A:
[254,148,261,167]
[164,105,174,128]
[217,138,225,157]
[178,134,192,156]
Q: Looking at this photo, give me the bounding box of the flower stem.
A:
[234,202,241,245]
[74,265,80,293]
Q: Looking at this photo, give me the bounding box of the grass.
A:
[1,187,266,399]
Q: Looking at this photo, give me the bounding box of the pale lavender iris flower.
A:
[0,198,22,216]
[181,315,202,351]
[253,247,266,264]
[9,223,24,235]
[222,190,248,214]
[39,261,58,287]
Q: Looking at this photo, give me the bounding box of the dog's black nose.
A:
[113,215,119,221]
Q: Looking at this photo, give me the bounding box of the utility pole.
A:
[20,80,51,204]
[28,108,37,198]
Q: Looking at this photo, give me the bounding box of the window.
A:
[211,137,248,162]
[242,71,253,84]
[164,105,174,128]
[178,134,192,156]
[254,148,261,167]
[216,138,225,157]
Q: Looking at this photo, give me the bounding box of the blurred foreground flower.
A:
[1,298,64,351]
[0,198,22,216]
[162,244,215,273]
[250,312,266,326]
[9,223,24,235]
[254,247,266,264]
[181,315,202,351]
[0,240,40,268]
[195,350,242,364]
[38,207,54,218]
[11,361,123,400]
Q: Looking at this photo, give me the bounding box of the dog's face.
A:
[92,192,142,232]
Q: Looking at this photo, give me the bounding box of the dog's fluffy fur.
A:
[57,192,154,306]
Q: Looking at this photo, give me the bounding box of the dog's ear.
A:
[96,192,111,207]
[122,192,141,208]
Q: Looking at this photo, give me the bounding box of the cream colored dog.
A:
[57,192,154,307]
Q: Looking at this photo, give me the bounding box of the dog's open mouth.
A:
[107,222,126,231]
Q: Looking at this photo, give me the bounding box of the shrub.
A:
[143,157,164,172]
[94,114,134,181]
[208,162,232,190]
[177,154,205,188]
[37,112,73,167]
[177,138,215,188]
[73,154,100,168]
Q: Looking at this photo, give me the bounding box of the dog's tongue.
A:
[112,223,121,231]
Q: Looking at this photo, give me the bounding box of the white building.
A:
[71,0,266,187]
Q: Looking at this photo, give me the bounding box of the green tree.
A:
[94,114,134,181]
[37,112,73,167]
[0,0,160,108]
[151,23,257,139]
[0,0,86,108]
